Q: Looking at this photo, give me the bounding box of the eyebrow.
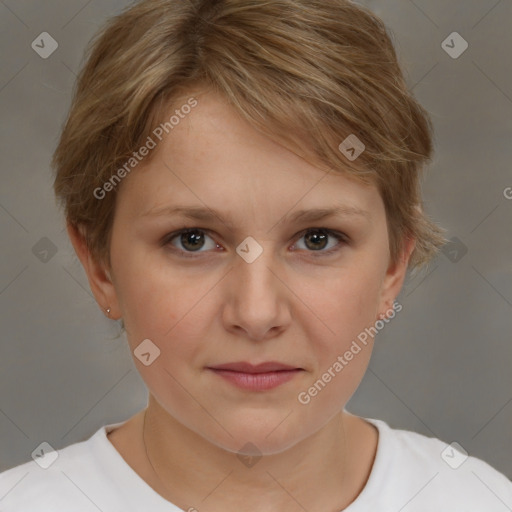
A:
[142,204,370,230]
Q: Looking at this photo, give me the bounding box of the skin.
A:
[68,88,414,512]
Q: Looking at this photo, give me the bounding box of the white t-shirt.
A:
[1,416,511,511]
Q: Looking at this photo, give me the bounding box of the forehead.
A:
[115,89,384,225]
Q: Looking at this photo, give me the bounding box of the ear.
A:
[67,222,121,319]
[377,236,415,319]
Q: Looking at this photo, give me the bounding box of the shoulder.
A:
[0,427,111,512]
[365,417,512,510]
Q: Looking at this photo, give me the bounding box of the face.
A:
[76,89,411,455]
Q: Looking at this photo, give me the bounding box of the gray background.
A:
[1,0,511,482]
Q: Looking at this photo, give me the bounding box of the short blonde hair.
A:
[52,0,446,271]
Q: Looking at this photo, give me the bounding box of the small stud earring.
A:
[105,307,111,317]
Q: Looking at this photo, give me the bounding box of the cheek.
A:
[300,264,384,353]
[114,263,211,419]
[293,272,382,424]
[293,263,382,383]
[113,250,217,369]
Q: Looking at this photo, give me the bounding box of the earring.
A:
[105,307,111,317]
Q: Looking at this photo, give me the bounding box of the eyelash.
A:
[162,227,349,259]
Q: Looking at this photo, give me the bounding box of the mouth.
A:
[206,361,305,391]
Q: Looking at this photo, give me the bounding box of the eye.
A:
[163,227,348,258]
[292,228,348,256]
[164,228,220,256]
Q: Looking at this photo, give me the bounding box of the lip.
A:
[208,361,302,373]
[206,361,304,391]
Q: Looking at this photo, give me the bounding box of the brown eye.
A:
[165,228,218,254]
[179,230,206,251]
[293,228,347,256]
[303,230,329,251]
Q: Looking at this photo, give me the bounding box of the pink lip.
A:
[207,361,304,391]
[209,361,301,373]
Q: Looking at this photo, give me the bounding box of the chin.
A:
[203,413,310,456]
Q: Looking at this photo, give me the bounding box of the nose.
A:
[222,241,292,342]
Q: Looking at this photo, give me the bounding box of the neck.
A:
[139,398,377,512]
